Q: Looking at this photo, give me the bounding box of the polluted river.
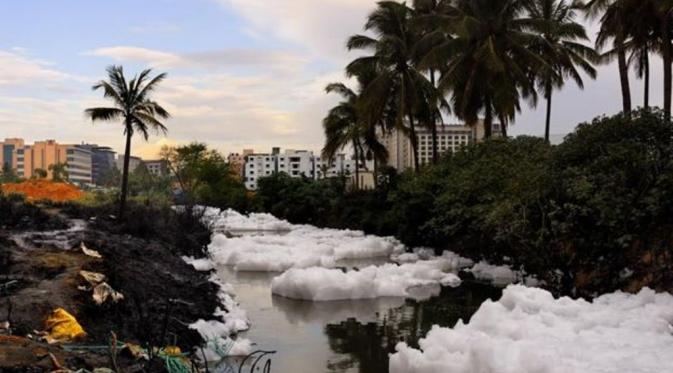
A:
[188,208,514,372]
[4,207,673,373]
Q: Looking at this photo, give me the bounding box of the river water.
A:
[218,265,502,373]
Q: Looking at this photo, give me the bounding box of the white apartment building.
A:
[380,121,502,170]
[380,124,473,170]
[244,149,362,190]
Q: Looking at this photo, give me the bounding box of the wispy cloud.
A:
[0,50,70,86]
[87,46,310,73]
[214,0,377,62]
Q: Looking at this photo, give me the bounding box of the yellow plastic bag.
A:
[44,308,87,343]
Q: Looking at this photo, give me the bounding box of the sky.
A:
[0,0,664,158]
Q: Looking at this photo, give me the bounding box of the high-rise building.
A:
[77,144,116,185]
[0,138,25,170]
[379,121,502,171]
[8,140,93,184]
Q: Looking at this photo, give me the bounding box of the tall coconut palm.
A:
[657,1,673,120]
[347,1,436,172]
[322,78,388,190]
[624,0,658,109]
[85,65,170,218]
[525,0,598,143]
[412,0,453,164]
[583,0,633,114]
[420,0,544,139]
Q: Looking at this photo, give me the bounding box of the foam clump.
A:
[271,253,466,301]
[201,208,405,272]
[390,285,673,373]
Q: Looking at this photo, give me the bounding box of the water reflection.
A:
[323,283,503,372]
[218,264,501,373]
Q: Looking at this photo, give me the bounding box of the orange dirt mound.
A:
[1,180,85,202]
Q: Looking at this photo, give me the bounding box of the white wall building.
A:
[380,122,502,171]
[244,149,364,190]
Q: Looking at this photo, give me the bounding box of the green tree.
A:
[583,0,634,114]
[421,0,545,138]
[33,168,48,179]
[656,1,673,120]
[49,163,69,182]
[322,76,388,190]
[347,1,438,171]
[525,0,598,142]
[0,164,19,184]
[412,0,453,164]
[85,65,170,218]
[161,143,247,210]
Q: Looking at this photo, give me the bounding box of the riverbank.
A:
[0,200,234,371]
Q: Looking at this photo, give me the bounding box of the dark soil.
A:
[0,202,220,372]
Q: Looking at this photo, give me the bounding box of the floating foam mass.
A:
[390,285,673,373]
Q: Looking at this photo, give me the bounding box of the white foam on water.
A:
[390,285,673,373]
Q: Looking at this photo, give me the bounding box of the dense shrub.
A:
[255,110,673,296]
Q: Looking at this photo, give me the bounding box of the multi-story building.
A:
[243,149,364,190]
[0,138,25,170]
[379,121,502,170]
[227,149,253,179]
[8,139,93,184]
[76,144,116,185]
[115,154,144,173]
[144,159,168,177]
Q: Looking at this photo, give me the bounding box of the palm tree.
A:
[322,80,388,190]
[657,1,673,120]
[623,1,658,109]
[85,65,170,218]
[420,0,544,139]
[412,0,453,164]
[347,1,436,172]
[583,0,633,114]
[525,0,598,143]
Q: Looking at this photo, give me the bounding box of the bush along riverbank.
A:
[255,109,673,298]
[0,196,241,372]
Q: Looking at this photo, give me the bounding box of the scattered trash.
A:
[123,343,149,360]
[43,308,86,344]
[92,283,124,305]
[79,271,106,287]
[81,242,102,259]
[0,321,9,333]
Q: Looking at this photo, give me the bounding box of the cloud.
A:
[87,46,309,72]
[215,0,377,62]
[0,50,70,86]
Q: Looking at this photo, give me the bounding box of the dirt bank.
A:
[0,203,220,371]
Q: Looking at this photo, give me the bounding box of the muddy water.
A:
[217,264,502,373]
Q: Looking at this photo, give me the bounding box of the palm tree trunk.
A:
[644,50,650,109]
[354,144,360,190]
[662,15,672,121]
[408,114,420,172]
[119,127,132,219]
[484,96,493,139]
[498,114,508,138]
[545,81,553,143]
[430,70,439,165]
[616,32,632,114]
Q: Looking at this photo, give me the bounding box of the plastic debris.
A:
[92,283,124,305]
[43,308,86,344]
[81,242,102,259]
[79,271,106,287]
